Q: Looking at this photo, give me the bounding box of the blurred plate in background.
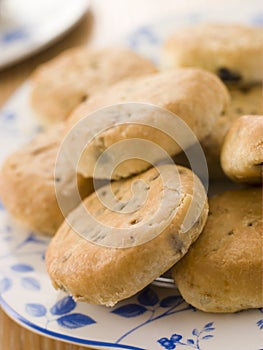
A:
[0,0,90,69]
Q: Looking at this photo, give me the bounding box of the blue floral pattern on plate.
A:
[25,295,96,329]
[0,4,263,349]
[158,322,215,350]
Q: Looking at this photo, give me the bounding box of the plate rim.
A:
[0,294,144,349]
[0,0,90,70]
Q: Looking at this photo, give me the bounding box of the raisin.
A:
[217,67,242,82]
[240,86,251,94]
[130,218,141,225]
[80,94,89,102]
[170,234,184,253]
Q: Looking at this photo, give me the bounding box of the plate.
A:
[0,6,263,350]
[0,0,90,69]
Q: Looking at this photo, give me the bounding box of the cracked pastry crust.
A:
[172,188,263,313]
[30,47,157,126]
[221,115,263,183]
[0,126,93,235]
[162,23,263,86]
[46,164,208,306]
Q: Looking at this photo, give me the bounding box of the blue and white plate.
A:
[0,0,90,69]
[0,5,263,350]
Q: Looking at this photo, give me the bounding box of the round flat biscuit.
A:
[221,115,263,183]
[30,47,157,126]
[0,126,93,235]
[202,85,262,178]
[162,23,263,85]
[46,164,208,306]
[172,188,263,313]
[64,68,229,179]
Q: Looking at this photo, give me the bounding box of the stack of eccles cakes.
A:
[0,23,262,313]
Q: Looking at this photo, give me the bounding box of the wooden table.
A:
[0,0,247,349]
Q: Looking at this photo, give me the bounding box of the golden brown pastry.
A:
[221,115,263,183]
[173,85,262,179]
[162,23,263,85]
[64,68,229,179]
[30,47,157,126]
[172,188,263,313]
[46,164,208,306]
[0,126,93,235]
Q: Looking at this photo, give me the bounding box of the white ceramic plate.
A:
[0,5,263,350]
[0,0,90,69]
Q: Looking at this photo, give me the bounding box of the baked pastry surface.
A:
[31,47,157,125]
[0,126,93,235]
[162,23,263,85]
[46,164,208,306]
[64,68,229,179]
[172,188,263,313]
[221,115,263,183]
[202,85,262,177]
